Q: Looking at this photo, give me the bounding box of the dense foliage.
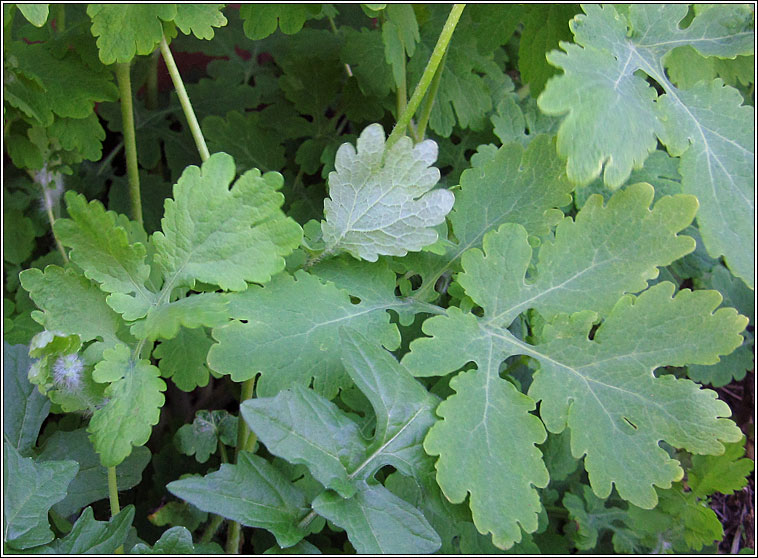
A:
[3,3,755,554]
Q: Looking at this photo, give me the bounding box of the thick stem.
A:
[115,62,143,225]
[107,466,124,553]
[386,4,465,149]
[415,49,447,141]
[159,35,210,162]
[225,521,242,554]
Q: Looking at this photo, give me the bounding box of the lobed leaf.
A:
[152,152,302,291]
[538,4,755,287]
[321,123,454,261]
[38,506,134,554]
[88,344,166,467]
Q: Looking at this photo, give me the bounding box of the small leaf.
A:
[688,437,755,498]
[130,526,222,554]
[167,452,310,548]
[174,410,238,464]
[88,344,166,467]
[239,4,320,40]
[173,5,227,40]
[321,123,454,261]
[154,328,214,391]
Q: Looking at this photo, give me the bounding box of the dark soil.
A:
[714,370,755,553]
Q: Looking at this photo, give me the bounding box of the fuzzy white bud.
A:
[52,353,84,392]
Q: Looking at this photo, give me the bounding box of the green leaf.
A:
[241,385,367,497]
[174,410,238,463]
[129,293,229,341]
[38,506,134,554]
[172,4,227,40]
[423,368,549,549]
[688,437,755,498]
[88,343,166,467]
[47,114,107,162]
[167,452,310,548]
[312,481,441,554]
[19,266,124,346]
[538,4,754,287]
[518,5,581,96]
[382,4,419,88]
[341,28,394,98]
[239,4,320,40]
[203,111,286,173]
[3,443,78,550]
[409,135,574,300]
[54,191,156,321]
[3,208,36,265]
[37,428,150,517]
[86,4,177,64]
[153,327,214,391]
[17,4,49,27]
[321,123,454,261]
[148,501,208,532]
[152,152,302,291]
[563,486,629,550]
[208,269,400,397]
[264,540,321,554]
[3,341,50,455]
[4,43,119,126]
[241,327,438,490]
[130,526,221,554]
[403,186,746,544]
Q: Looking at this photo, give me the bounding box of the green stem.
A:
[107,466,124,553]
[226,521,242,554]
[54,3,65,32]
[201,514,225,544]
[115,62,143,225]
[46,204,69,264]
[396,54,408,131]
[159,35,210,162]
[415,49,447,141]
[328,14,353,77]
[386,4,465,149]
[218,439,229,464]
[226,376,257,554]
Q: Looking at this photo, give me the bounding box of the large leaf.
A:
[312,481,441,554]
[209,268,401,397]
[37,428,151,517]
[241,328,438,495]
[321,123,454,261]
[152,152,302,291]
[167,452,310,548]
[3,444,78,550]
[3,341,50,455]
[538,4,755,287]
[407,134,574,301]
[37,506,134,554]
[88,343,166,467]
[403,186,746,548]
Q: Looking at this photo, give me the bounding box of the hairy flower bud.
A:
[52,353,84,392]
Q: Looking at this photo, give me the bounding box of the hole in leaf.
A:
[623,417,638,431]
[349,295,361,305]
[588,322,600,340]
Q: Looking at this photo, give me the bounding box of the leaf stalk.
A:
[386,4,465,148]
[159,34,210,163]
